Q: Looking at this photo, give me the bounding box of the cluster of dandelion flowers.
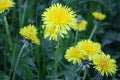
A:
[0,0,15,13]
[64,46,86,64]
[42,3,77,40]
[92,11,106,21]
[92,53,117,76]
[72,20,88,31]
[76,39,101,60]
[19,24,40,45]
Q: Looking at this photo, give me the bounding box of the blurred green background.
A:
[0,0,120,80]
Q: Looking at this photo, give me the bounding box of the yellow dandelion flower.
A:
[42,3,76,35]
[92,11,106,20]
[64,46,85,64]
[92,53,117,76]
[19,24,40,45]
[0,0,15,13]
[44,27,58,41]
[31,36,40,45]
[73,20,88,31]
[76,39,101,59]
[44,27,67,41]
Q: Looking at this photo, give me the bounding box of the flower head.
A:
[44,27,57,41]
[44,27,67,41]
[0,0,15,13]
[92,53,117,76]
[19,24,40,45]
[76,39,101,60]
[92,11,106,20]
[72,20,88,31]
[42,3,77,40]
[64,46,85,64]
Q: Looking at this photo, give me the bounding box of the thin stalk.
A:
[3,16,12,48]
[9,44,16,77]
[30,43,33,54]
[42,48,46,79]
[19,0,28,27]
[36,3,39,26]
[12,42,27,80]
[21,0,27,27]
[89,22,98,39]
[54,36,60,78]
[36,46,40,80]
[4,54,7,73]
[74,29,79,45]
[83,69,87,80]
[37,53,40,80]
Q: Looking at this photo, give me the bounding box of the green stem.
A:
[54,36,60,78]
[9,44,16,77]
[36,3,39,26]
[83,69,87,80]
[42,48,46,79]
[19,0,28,27]
[74,29,79,45]
[3,16,12,48]
[21,0,27,27]
[89,22,98,40]
[37,46,40,80]
[4,54,7,73]
[12,42,27,80]
[30,43,33,54]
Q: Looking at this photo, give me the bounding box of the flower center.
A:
[0,1,10,9]
[99,58,110,70]
[83,44,96,54]
[50,8,69,25]
[71,49,80,58]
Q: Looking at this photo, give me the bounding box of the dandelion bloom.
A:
[92,53,117,76]
[73,20,88,31]
[19,24,40,45]
[42,3,77,40]
[0,0,15,13]
[76,39,101,60]
[44,27,67,41]
[64,46,86,64]
[92,11,106,20]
